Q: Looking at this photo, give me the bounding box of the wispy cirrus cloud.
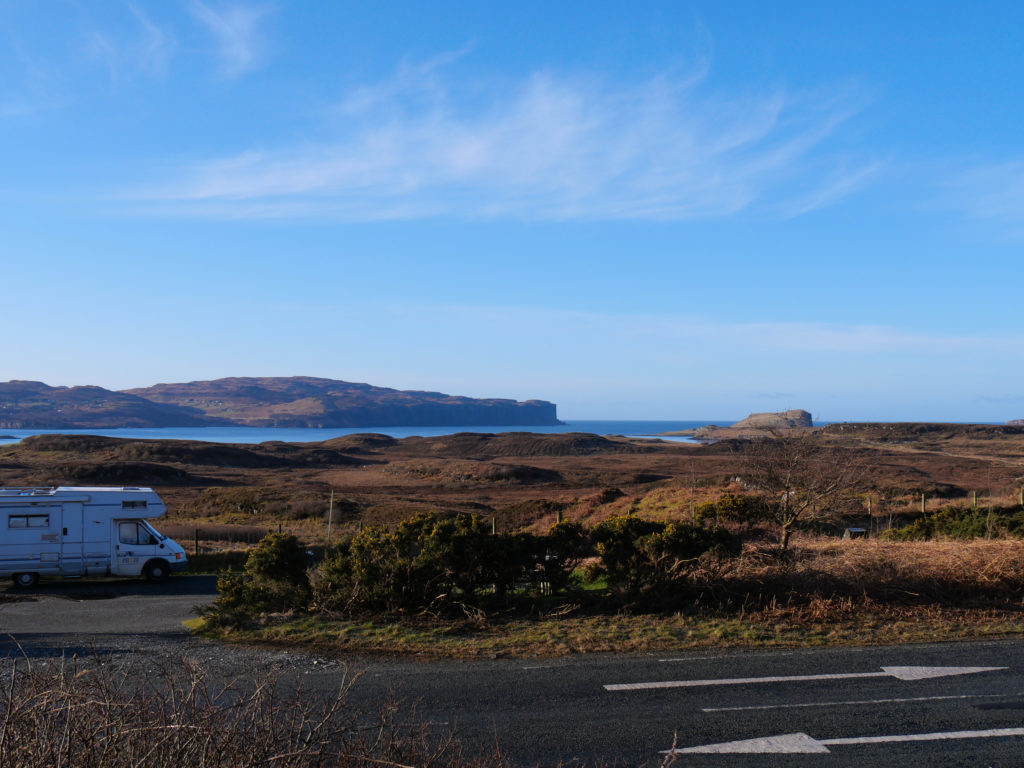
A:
[83,8,174,85]
[774,160,883,218]
[949,160,1024,230]
[421,304,1024,357]
[0,38,67,117]
[126,3,174,76]
[137,55,875,221]
[189,1,271,78]
[1,2,173,113]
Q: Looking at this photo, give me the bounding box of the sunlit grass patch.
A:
[197,603,1024,660]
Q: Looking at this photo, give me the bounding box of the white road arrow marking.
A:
[604,665,1006,691]
[667,728,1024,754]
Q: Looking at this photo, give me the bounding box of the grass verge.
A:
[194,602,1024,659]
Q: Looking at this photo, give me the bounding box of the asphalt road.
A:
[2,576,1024,766]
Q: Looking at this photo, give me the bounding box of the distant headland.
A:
[0,377,560,429]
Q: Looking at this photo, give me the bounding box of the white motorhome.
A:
[0,486,188,587]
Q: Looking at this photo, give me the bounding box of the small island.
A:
[662,409,814,441]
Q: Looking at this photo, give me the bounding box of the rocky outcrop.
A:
[686,409,815,441]
[1008,419,1024,426]
[0,377,560,429]
[730,409,813,430]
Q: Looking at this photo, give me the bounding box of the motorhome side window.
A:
[8,514,49,528]
[119,522,156,546]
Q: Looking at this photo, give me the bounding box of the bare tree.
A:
[739,432,863,552]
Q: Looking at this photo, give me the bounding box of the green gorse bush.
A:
[206,512,740,624]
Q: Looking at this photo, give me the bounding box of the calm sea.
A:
[0,420,728,447]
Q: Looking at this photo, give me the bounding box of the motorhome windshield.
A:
[142,521,167,541]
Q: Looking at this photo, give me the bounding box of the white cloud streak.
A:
[189,1,270,78]
[127,3,174,75]
[84,10,174,84]
[140,57,873,221]
[952,160,1024,225]
[425,304,1024,357]
[774,160,883,217]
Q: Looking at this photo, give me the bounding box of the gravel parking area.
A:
[0,575,344,674]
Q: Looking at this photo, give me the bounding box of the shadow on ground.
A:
[1,574,218,599]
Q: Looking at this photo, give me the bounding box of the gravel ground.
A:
[0,575,347,676]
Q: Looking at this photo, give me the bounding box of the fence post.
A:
[921,492,926,515]
[556,508,563,524]
[971,490,977,509]
[194,528,199,556]
[278,522,283,534]
[491,516,497,535]
[327,489,335,545]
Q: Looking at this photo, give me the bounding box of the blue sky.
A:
[2,1,1023,421]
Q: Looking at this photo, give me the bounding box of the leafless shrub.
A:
[0,655,497,768]
[738,433,864,552]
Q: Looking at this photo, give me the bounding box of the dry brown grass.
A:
[716,536,1024,608]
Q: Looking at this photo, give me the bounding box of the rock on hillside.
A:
[730,409,813,430]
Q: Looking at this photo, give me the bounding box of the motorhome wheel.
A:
[143,560,169,582]
[12,572,39,588]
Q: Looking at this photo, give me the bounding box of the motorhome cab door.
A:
[115,520,158,576]
[60,502,85,576]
